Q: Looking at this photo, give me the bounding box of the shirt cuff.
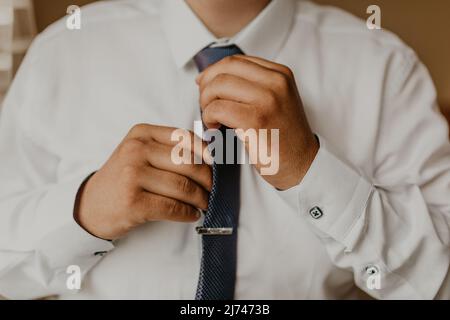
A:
[33,174,114,268]
[277,136,374,251]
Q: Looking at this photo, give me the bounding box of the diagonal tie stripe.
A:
[194,45,243,300]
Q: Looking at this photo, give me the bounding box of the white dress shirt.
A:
[0,0,449,300]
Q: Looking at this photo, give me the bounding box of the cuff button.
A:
[365,265,380,275]
[309,206,323,219]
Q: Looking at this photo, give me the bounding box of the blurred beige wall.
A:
[32,0,450,116]
[315,0,450,113]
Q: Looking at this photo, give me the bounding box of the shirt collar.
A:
[161,0,296,69]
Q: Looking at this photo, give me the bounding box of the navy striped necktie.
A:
[194,45,243,300]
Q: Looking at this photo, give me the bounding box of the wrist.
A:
[276,133,319,191]
[73,172,110,240]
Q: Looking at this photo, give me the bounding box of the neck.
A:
[185,0,271,38]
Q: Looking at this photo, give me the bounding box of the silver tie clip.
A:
[196,227,234,236]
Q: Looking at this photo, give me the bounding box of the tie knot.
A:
[194,44,244,72]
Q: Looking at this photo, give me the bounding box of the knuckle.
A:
[208,99,224,111]
[164,198,181,215]
[281,65,294,78]
[212,73,229,86]
[120,138,145,156]
[154,196,169,213]
[200,87,211,105]
[129,123,151,136]
[272,72,290,91]
[223,55,237,64]
[158,197,196,221]
[178,176,195,194]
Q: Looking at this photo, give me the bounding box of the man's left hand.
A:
[197,55,319,190]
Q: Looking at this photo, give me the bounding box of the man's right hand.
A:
[74,124,212,240]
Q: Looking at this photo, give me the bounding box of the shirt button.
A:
[94,251,108,257]
[309,206,323,219]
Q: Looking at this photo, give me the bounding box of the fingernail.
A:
[196,209,203,219]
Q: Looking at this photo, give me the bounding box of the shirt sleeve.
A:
[278,53,450,299]
[0,38,114,300]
